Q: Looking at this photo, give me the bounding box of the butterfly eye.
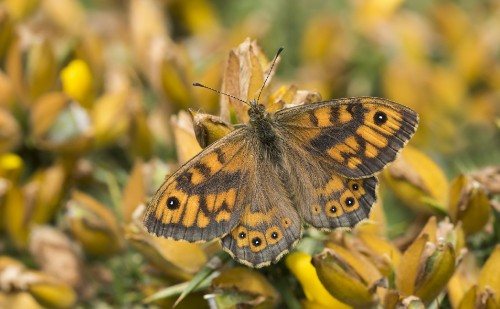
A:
[252,237,262,247]
[345,197,355,207]
[374,111,388,125]
[166,197,180,210]
[239,231,246,239]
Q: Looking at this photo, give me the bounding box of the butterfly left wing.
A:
[143,129,252,242]
[275,97,418,179]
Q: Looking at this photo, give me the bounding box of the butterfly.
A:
[143,52,419,268]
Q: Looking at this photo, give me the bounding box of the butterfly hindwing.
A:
[277,139,378,230]
[220,157,302,268]
[143,130,251,242]
[275,97,419,178]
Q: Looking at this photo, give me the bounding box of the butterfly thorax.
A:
[248,102,277,147]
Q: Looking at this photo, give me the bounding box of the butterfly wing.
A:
[275,97,419,178]
[219,155,302,268]
[143,129,252,242]
[280,142,378,229]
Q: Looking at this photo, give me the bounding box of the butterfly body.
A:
[144,97,418,267]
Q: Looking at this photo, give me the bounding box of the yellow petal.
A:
[0,153,23,181]
[61,59,94,109]
[457,285,478,309]
[41,0,85,35]
[211,267,280,308]
[3,185,30,248]
[383,145,449,214]
[357,230,402,270]
[169,0,220,35]
[396,233,429,296]
[27,273,77,309]
[3,0,40,20]
[285,252,351,308]
[325,242,383,287]
[26,40,57,100]
[0,109,21,153]
[66,191,124,257]
[171,111,202,164]
[121,160,146,223]
[478,245,500,308]
[448,253,480,308]
[91,91,129,147]
[125,206,207,281]
[413,243,456,305]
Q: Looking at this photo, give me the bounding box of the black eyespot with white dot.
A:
[252,237,262,247]
[345,197,355,207]
[352,183,359,191]
[166,197,180,210]
[271,231,279,239]
[374,111,388,125]
[239,232,246,239]
[329,206,337,213]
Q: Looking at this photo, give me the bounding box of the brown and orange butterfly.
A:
[143,49,419,268]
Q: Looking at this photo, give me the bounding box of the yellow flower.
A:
[61,59,94,109]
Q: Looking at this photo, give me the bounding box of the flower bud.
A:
[189,109,234,148]
[449,174,490,235]
[312,249,379,308]
[209,267,280,309]
[65,191,124,257]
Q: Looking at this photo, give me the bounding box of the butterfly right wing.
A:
[279,139,378,230]
[274,97,418,179]
[143,129,251,242]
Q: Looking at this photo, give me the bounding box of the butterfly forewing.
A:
[275,97,419,179]
[144,130,251,242]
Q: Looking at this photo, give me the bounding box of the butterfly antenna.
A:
[192,82,249,106]
[256,47,284,103]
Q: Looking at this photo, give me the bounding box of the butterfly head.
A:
[248,100,269,123]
